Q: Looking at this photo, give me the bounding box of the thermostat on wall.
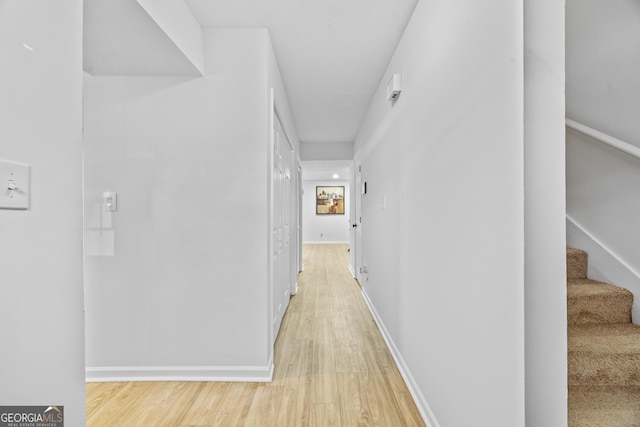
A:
[387,73,402,101]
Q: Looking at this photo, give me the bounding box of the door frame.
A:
[352,157,364,285]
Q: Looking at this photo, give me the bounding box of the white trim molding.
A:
[303,240,350,245]
[567,215,640,283]
[86,363,274,383]
[361,289,441,427]
[348,264,356,278]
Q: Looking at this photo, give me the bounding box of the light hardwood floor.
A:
[86,244,425,426]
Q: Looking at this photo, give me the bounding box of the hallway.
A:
[86,244,425,426]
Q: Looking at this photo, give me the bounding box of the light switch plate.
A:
[103,191,117,212]
[0,159,30,210]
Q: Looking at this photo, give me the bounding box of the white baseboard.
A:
[360,289,441,427]
[86,363,274,383]
[348,264,356,278]
[567,215,640,323]
[303,241,349,245]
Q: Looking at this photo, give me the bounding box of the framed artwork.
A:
[316,186,345,215]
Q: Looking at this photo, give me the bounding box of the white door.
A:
[272,111,294,340]
[283,132,292,303]
[292,163,302,293]
[354,161,365,285]
[297,164,303,274]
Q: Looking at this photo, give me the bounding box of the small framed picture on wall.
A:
[316,186,345,215]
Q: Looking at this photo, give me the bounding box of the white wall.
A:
[566,0,640,147]
[84,28,297,381]
[0,1,86,425]
[300,141,354,161]
[523,0,567,424]
[353,1,525,426]
[302,180,350,243]
[566,0,640,319]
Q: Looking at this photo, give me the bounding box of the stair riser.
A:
[568,296,633,325]
[569,353,640,387]
[567,250,588,280]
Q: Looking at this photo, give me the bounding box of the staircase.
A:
[568,248,640,426]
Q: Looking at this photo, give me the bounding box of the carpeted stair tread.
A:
[568,279,633,325]
[567,247,588,280]
[569,323,640,386]
[569,386,640,427]
[567,248,640,424]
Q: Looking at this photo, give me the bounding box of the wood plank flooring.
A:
[86,244,425,426]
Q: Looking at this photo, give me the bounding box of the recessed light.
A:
[332,174,339,179]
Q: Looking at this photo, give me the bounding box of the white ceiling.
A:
[84,0,417,146]
[185,0,418,144]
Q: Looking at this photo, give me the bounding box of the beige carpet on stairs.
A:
[570,386,640,427]
[567,248,640,427]
[568,279,633,325]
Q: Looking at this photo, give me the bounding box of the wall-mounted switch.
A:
[0,159,30,210]
[103,191,117,212]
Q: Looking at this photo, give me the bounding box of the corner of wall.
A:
[0,1,85,425]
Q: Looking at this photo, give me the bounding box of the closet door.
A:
[271,112,292,340]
